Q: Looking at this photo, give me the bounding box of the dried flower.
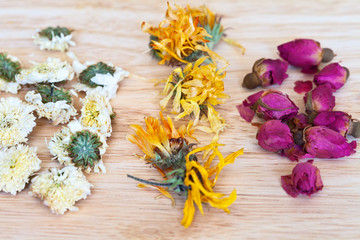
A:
[236,91,263,122]
[0,97,36,147]
[127,112,243,228]
[304,126,357,158]
[277,39,334,73]
[33,26,75,52]
[294,80,313,94]
[314,63,349,91]
[281,145,313,162]
[313,111,351,136]
[281,160,323,197]
[16,57,74,85]
[48,120,108,173]
[0,145,41,195]
[242,58,289,89]
[29,166,92,214]
[304,84,335,113]
[0,53,22,94]
[257,120,294,152]
[25,84,77,125]
[291,113,310,130]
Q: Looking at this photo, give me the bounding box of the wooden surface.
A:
[1,0,360,239]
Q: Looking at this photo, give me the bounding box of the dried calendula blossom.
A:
[29,166,92,214]
[68,52,129,99]
[80,91,114,138]
[33,26,75,52]
[160,57,228,137]
[0,53,22,94]
[48,120,108,173]
[25,84,77,125]
[142,3,244,65]
[0,145,41,195]
[0,97,36,147]
[16,57,74,85]
[127,112,243,228]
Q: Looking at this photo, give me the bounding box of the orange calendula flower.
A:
[142,3,244,65]
[127,112,243,228]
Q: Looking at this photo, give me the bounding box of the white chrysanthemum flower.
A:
[0,145,41,195]
[68,52,129,99]
[80,91,113,138]
[48,120,108,173]
[16,57,74,85]
[29,166,92,214]
[25,90,77,125]
[33,30,75,52]
[0,55,22,94]
[0,97,36,147]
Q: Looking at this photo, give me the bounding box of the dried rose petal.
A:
[304,126,357,158]
[292,113,310,129]
[281,160,323,197]
[294,80,313,94]
[281,145,313,162]
[304,84,335,113]
[314,63,349,91]
[277,39,333,73]
[257,90,299,121]
[236,91,264,122]
[313,111,351,136]
[257,120,294,152]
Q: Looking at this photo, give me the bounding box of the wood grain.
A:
[1,0,360,239]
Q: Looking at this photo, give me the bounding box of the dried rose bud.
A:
[277,39,334,73]
[256,90,299,121]
[242,58,289,89]
[294,80,312,94]
[281,160,323,197]
[281,145,313,162]
[292,113,309,130]
[304,126,357,158]
[304,84,335,113]
[313,111,351,136]
[257,120,294,152]
[236,91,264,122]
[314,63,349,91]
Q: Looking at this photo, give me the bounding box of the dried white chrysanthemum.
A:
[0,97,36,147]
[80,91,113,138]
[16,57,74,85]
[33,26,75,52]
[29,166,92,214]
[68,52,129,99]
[48,120,108,173]
[25,85,77,125]
[0,145,41,195]
[0,53,22,94]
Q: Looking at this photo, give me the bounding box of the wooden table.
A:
[1,0,359,239]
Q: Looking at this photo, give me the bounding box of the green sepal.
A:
[36,84,72,104]
[39,26,72,40]
[79,62,115,88]
[0,53,21,82]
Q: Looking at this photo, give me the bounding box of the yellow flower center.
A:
[81,100,99,127]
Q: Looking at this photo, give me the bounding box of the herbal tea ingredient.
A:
[0,145,41,195]
[0,53,22,94]
[33,26,75,52]
[142,3,244,66]
[127,112,243,228]
[313,62,349,91]
[25,84,77,125]
[29,166,92,214]
[0,97,36,147]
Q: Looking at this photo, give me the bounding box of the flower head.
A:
[257,120,294,152]
[33,26,75,52]
[277,39,333,73]
[25,84,77,125]
[281,160,323,197]
[314,63,349,91]
[304,84,335,113]
[236,91,264,122]
[313,111,351,136]
[49,120,108,173]
[29,166,92,214]
[0,53,22,94]
[16,57,74,84]
[0,145,41,195]
[0,97,36,147]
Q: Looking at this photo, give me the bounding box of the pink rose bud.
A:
[304,84,335,113]
[313,111,351,136]
[292,113,310,130]
[242,58,289,89]
[281,160,323,197]
[236,91,264,122]
[304,126,357,158]
[257,90,299,121]
[314,63,349,91]
[277,39,334,74]
[257,120,294,152]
